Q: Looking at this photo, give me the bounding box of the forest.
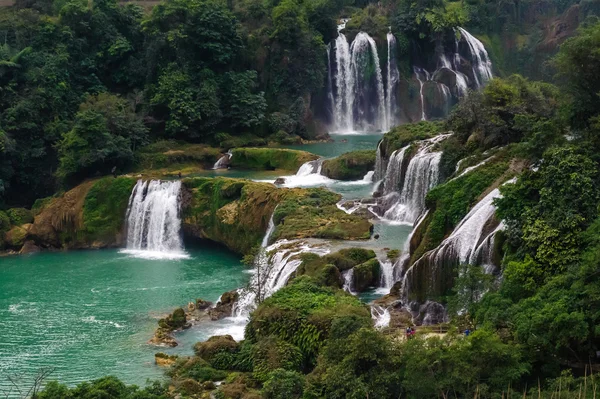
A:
[1,0,600,397]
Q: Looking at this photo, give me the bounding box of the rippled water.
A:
[0,247,247,391]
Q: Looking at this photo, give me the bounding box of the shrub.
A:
[6,208,33,225]
[194,335,240,368]
[252,337,303,382]
[262,369,305,399]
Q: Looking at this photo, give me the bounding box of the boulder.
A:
[352,258,381,292]
[193,335,239,362]
[5,224,30,249]
[148,328,178,347]
[208,290,239,321]
[155,352,178,367]
[158,307,189,331]
[195,298,212,310]
[19,240,41,255]
[274,177,286,185]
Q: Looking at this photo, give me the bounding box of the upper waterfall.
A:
[326,27,493,126]
[123,180,188,259]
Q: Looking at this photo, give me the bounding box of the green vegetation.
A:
[379,121,442,156]
[134,141,222,171]
[182,177,371,254]
[82,177,137,244]
[37,376,167,398]
[229,148,318,172]
[321,150,376,180]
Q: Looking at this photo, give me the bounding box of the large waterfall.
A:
[123,180,188,259]
[378,134,450,224]
[328,31,388,132]
[327,27,493,126]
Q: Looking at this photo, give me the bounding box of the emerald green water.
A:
[0,247,247,390]
[282,134,382,158]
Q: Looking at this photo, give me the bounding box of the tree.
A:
[57,93,148,184]
[221,71,267,129]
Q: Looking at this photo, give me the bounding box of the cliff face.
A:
[24,177,136,252]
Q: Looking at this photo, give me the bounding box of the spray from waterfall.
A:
[122,180,188,259]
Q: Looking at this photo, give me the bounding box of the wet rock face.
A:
[352,258,381,292]
[409,300,448,326]
[208,290,239,321]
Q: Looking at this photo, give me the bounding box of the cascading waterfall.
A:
[212,150,232,169]
[351,32,387,132]
[123,180,187,258]
[233,240,329,317]
[386,31,399,130]
[381,134,450,224]
[331,34,355,132]
[327,27,492,126]
[458,27,493,88]
[371,305,391,328]
[382,146,409,194]
[401,180,512,305]
[343,268,354,293]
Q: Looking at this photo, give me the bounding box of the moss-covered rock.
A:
[182,178,371,254]
[379,121,443,159]
[321,150,376,180]
[6,208,33,225]
[5,224,29,249]
[229,148,318,172]
[194,335,240,364]
[135,140,221,171]
[26,177,136,250]
[352,258,381,292]
[294,248,377,288]
[0,210,10,234]
[159,307,188,331]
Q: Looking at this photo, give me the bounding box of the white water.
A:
[122,180,188,259]
[343,268,355,293]
[379,256,395,289]
[233,240,330,318]
[414,67,429,121]
[371,305,391,328]
[386,31,399,130]
[382,135,450,224]
[281,159,333,188]
[382,146,409,194]
[458,27,493,88]
[332,33,355,132]
[351,32,387,132]
[212,151,232,169]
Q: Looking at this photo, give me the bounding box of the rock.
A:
[19,240,41,255]
[155,352,178,366]
[321,150,376,180]
[158,307,188,331]
[196,298,212,310]
[352,258,381,292]
[148,328,178,347]
[5,224,30,249]
[373,234,380,240]
[208,290,239,321]
[193,335,239,361]
[274,177,286,185]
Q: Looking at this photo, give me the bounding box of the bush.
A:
[194,335,240,368]
[6,208,33,225]
[252,337,303,382]
[321,150,376,180]
[0,211,10,233]
[262,369,305,399]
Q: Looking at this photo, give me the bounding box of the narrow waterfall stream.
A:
[122,180,188,259]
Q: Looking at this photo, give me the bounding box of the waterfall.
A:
[381,134,450,224]
[373,141,386,183]
[212,151,232,170]
[281,159,331,188]
[233,240,330,318]
[401,181,510,303]
[414,67,428,121]
[332,33,355,132]
[371,305,391,328]
[343,268,354,293]
[351,32,387,132]
[379,257,395,289]
[386,31,399,130]
[458,27,493,88]
[123,180,187,259]
[382,146,409,194]
[326,45,336,124]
